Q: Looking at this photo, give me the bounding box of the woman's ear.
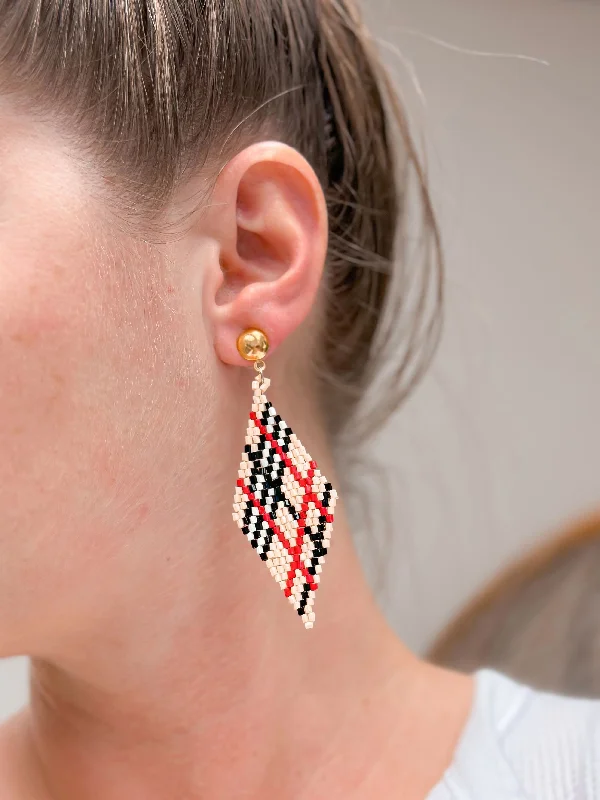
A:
[202,142,328,366]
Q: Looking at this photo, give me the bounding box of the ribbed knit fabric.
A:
[428,670,600,799]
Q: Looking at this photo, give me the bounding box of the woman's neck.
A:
[3,503,473,800]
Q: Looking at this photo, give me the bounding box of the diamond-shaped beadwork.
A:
[232,375,337,629]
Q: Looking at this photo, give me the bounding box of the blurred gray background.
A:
[2,0,600,718]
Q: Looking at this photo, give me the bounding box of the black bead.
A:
[297,607,304,616]
[259,552,268,561]
[307,566,316,576]
[251,540,258,549]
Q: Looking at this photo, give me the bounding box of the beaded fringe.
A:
[232,376,337,629]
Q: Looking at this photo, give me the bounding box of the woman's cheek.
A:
[0,231,90,435]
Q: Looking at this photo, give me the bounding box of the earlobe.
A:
[206,142,328,367]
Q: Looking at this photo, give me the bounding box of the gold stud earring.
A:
[236,328,269,363]
[232,328,337,630]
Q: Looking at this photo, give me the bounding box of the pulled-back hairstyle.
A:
[0,0,442,442]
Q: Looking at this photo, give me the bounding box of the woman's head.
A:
[0,0,440,655]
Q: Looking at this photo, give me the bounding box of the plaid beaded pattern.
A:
[232,375,337,629]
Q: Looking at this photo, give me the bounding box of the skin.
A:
[0,95,473,799]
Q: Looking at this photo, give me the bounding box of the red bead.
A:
[284,588,292,597]
[325,515,333,523]
[309,583,318,591]
[310,461,317,470]
[236,478,244,487]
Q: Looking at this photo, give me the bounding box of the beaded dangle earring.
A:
[232,328,337,629]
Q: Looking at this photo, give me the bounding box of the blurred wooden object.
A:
[429,514,600,698]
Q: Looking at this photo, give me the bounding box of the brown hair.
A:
[0,0,442,442]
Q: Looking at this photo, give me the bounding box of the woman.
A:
[0,1,597,798]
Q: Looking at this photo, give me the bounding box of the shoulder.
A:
[430,670,600,799]
[485,670,600,795]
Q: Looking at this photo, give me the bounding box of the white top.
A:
[428,670,600,799]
